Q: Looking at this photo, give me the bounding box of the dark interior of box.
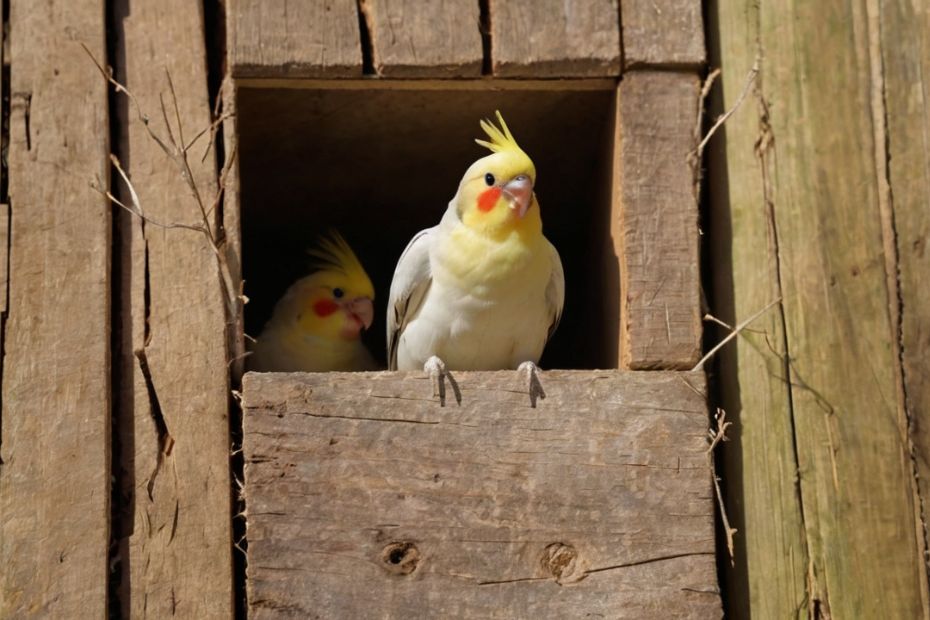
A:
[236,83,618,369]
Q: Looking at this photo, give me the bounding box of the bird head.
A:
[273,232,375,342]
[454,111,540,237]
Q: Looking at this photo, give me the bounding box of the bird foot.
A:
[424,355,461,407]
[518,361,547,408]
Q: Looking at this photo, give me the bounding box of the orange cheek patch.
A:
[313,299,339,317]
[477,187,502,213]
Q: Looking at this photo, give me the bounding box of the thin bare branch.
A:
[692,297,782,372]
[693,58,759,160]
[707,408,737,564]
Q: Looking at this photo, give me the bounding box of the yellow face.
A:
[456,151,541,238]
[287,269,375,342]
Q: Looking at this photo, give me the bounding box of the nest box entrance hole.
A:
[236,82,619,369]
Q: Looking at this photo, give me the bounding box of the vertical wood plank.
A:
[229,0,362,78]
[709,0,930,616]
[491,0,621,77]
[621,0,705,68]
[882,0,930,545]
[114,1,233,617]
[359,0,482,77]
[0,1,111,616]
[615,71,702,369]
[704,2,809,615]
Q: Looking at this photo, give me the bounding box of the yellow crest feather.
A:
[475,110,522,154]
[307,231,374,297]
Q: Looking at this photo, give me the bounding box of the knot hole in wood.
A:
[540,542,583,584]
[380,542,421,576]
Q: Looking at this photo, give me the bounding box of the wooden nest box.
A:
[229,1,717,617]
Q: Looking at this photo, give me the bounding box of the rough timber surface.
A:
[615,71,701,369]
[622,0,706,68]
[113,1,232,617]
[242,370,720,619]
[230,0,362,78]
[491,0,621,77]
[0,1,111,616]
[709,0,930,616]
[360,0,482,77]
[882,0,930,534]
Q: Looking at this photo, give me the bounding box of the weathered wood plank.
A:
[491,0,621,77]
[359,0,482,77]
[113,1,233,617]
[704,3,808,616]
[621,0,705,68]
[882,0,930,549]
[229,0,362,78]
[242,370,719,619]
[615,71,702,369]
[709,0,930,616]
[0,1,111,616]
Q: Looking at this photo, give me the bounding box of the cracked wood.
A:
[615,71,702,369]
[229,0,362,78]
[0,1,111,616]
[112,1,232,617]
[242,370,720,619]
[491,0,621,77]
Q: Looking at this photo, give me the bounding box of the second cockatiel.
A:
[249,232,378,372]
[387,111,564,406]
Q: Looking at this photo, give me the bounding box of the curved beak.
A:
[344,296,374,330]
[502,174,534,219]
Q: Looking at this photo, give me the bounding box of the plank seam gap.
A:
[355,1,377,76]
[866,0,930,602]
[479,0,491,75]
[0,0,8,467]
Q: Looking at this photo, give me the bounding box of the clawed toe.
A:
[518,361,546,408]
[424,355,461,407]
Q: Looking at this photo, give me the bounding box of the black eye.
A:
[332,287,345,299]
[484,173,495,186]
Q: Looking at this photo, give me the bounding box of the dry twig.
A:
[707,408,737,564]
[82,45,244,362]
[692,297,782,372]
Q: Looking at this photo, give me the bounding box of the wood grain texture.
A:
[704,3,808,616]
[0,1,111,616]
[622,0,705,68]
[615,71,702,369]
[882,0,930,544]
[229,0,362,78]
[113,1,232,616]
[242,370,719,619]
[360,0,482,77]
[708,0,930,616]
[491,0,621,77]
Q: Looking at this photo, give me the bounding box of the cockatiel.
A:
[387,111,564,406]
[249,232,378,372]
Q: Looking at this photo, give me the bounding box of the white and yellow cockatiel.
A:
[387,111,564,406]
[249,232,379,372]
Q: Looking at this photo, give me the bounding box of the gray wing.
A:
[386,228,435,370]
[545,241,565,343]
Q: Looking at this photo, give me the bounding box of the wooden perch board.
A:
[229,0,362,78]
[242,370,719,619]
[615,71,702,369]
[0,1,111,616]
[360,0,483,77]
[621,0,705,68]
[492,0,621,77]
